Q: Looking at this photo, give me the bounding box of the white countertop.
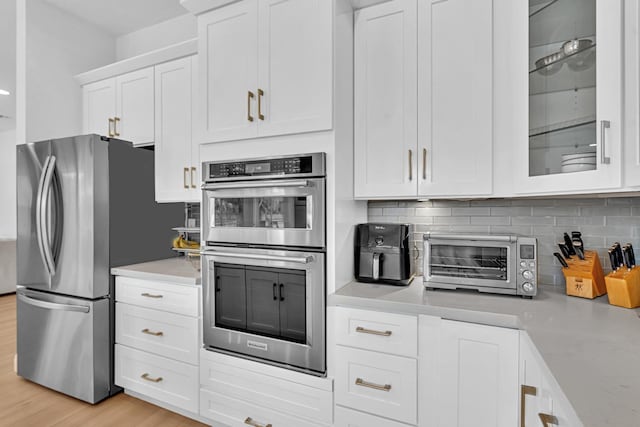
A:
[111,257,201,285]
[330,281,640,427]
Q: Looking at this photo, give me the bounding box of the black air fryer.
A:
[355,223,412,286]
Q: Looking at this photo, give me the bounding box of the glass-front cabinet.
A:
[516,0,622,194]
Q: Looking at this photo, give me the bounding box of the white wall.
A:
[116,14,197,60]
[17,0,116,144]
[0,129,16,239]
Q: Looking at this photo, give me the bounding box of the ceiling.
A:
[44,0,189,36]
[0,0,16,133]
[0,0,189,133]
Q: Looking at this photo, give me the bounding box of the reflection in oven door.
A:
[202,246,325,375]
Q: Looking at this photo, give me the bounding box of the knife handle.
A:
[563,233,576,255]
[558,243,571,259]
[608,249,618,271]
[574,246,585,261]
[625,243,636,268]
[623,246,633,270]
[554,252,569,268]
[614,242,625,267]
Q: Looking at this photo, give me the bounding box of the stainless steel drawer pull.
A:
[141,292,163,299]
[408,149,413,181]
[355,377,392,392]
[539,413,559,426]
[141,328,164,337]
[141,373,163,383]
[244,417,272,427]
[355,326,392,337]
[600,120,611,164]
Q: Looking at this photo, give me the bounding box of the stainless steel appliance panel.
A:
[16,288,110,403]
[202,246,325,374]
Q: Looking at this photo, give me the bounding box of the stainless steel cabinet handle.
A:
[539,413,559,426]
[114,117,120,137]
[18,293,90,313]
[520,384,537,427]
[600,120,611,164]
[423,148,427,180]
[141,328,164,337]
[408,149,413,181]
[355,378,391,392]
[108,118,115,137]
[247,91,255,122]
[201,250,313,264]
[141,292,163,299]
[258,89,265,120]
[191,167,197,189]
[183,167,189,189]
[140,373,163,383]
[356,326,392,337]
[244,417,272,427]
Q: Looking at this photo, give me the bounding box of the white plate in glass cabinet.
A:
[514,0,622,194]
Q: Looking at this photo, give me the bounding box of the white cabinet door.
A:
[115,67,155,145]
[354,0,418,199]
[256,0,332,138]
[154,57,196,203]
[417,0,493,197]
[189,55,201,200]
[82,79,115,137]
[514,0,622,194]
[437,320,519,427]
[624,0,640,187]
[197,0,258,143]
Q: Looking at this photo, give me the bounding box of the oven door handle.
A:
[201,250,314,264]
[424,232,517,243]
[202,179,311,191]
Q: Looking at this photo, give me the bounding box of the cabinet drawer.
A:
[115,344,198,413]
[115,276,199,317]
[200,388,327,427]
[335,346,417,425]
[334,307,417,357]
[200,350,332,425]
[116,303,199,365]
[335,406,410,427]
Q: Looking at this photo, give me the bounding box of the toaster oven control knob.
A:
[522,270,534,280]
[522,282,535,293]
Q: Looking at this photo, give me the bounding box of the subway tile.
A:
[489,225,533,235]
[580,206,631,216]
[368,201,399,208]
[452,207,491,216]
[532,206,580,217]
[383,207,415,216]
[470,216,510,226]
[512,216,556,225]
[510,198,557,207]
[490,207,532,216]
[470,199,512,207]
[556,216,605,226]
[434,216,471,225]
[368,216,396,223]
[415,207,452,217]
[447,225,491,233]
[367,208,383,216]
[605,216,640,226]
[399,216,433,225]
[432,200,470,207]
[553,198,605,206]
[633,207,640,216]
[606,197,640,206]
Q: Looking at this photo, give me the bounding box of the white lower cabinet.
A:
[199,349,333,426]
[334,406,411,427]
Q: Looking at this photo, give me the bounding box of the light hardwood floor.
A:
[0,294,207,427]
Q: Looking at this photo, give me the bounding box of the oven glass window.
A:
[431,245,508,281]
[214,263,306,344]
[214,196,308,229]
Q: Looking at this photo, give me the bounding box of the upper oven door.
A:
[423,235,516,290]
[203,178,325,248]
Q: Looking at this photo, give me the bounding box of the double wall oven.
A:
[201,153,326,375]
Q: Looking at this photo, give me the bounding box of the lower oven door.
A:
[201,246,325,375]
[423,235,516,292]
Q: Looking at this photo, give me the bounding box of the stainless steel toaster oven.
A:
[423,233,537,297]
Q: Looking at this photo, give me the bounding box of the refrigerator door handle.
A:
[35,155,53,279]
[17,293,90,313]
[39,155,57,277]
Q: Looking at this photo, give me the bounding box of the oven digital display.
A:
[246,162,271,174]
[520,244,535,259]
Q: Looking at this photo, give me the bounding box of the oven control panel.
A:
[207,153,325,180]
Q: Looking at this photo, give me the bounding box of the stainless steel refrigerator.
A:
[16,134,183,403]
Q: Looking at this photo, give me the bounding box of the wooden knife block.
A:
[605,266,640,309]
[561,250,607,299]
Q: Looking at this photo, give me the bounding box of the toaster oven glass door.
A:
[425,240,515,290]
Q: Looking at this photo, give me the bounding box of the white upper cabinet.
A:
[514,0,623,194]
[196,0,332,144]
[82,68,154,146]
[417,0,493,197]
[354,0,418,199]
[624,0,640,187]
[154,56,199,203]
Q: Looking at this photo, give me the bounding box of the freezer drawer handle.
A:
[355,377,392,392]
[140,373,163,383]
[141,328,164,337]
[18,294,90,313]
[355,326,392,337]
[140,293,163,299]
[244,417,272,427]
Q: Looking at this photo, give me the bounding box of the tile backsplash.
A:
[368,197,640,287]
